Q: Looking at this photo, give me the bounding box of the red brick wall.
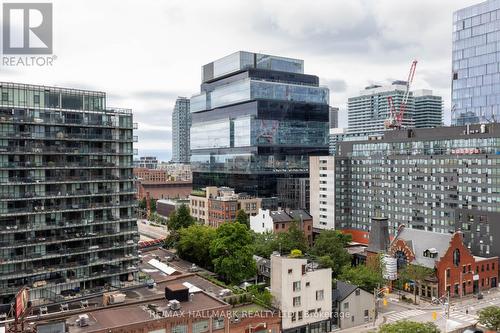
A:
[435,233,499,297]
[136,182,193,200]
[273,218,314,246]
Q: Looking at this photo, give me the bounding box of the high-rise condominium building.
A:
[309,156,335,230]
[334,124,500,257]
[190,51,330,197]
[452,0,500,125]
[413,89,443,128]
[329,106,339,129]
[172,97,191,164]
[347,81,415,136]
[0,82,139,303]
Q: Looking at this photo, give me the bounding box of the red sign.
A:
[15,288,29,319]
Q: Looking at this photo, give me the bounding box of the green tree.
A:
[176,224,216,269]
[235,209,249,228]
[164,230,180,249]
[310,230,351,277]
[167,204,194,231]
[478,306,500,331]
[338,264,385,292]
[210,222,257,284]
[399,264,434,304]
[253,231,278,258]
[378,320,440,333]
[138,197,156,213]
[276,220,308,254]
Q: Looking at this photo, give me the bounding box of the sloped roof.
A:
[392,227,452,268]
[287,209,312,221]
[269,211,293,223]
[332,280,359,302]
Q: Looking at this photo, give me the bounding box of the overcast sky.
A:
[0,0,479,161]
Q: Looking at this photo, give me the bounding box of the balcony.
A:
[0,161,123,170]
[0,200,138,217]
[0,216,136,234]
[0,188,136,201]
[0,242,137,265]
[0,146,134,156]
[0,175,135,185]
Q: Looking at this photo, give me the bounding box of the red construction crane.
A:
[384,60,418,129]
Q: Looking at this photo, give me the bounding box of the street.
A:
[137,219,169,240]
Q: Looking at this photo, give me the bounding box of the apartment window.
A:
[172,325,187,333]
[364,310,369,322]
[1,92,7,102]
[288,269,293,274]
[306,282,310,287]
[293,281,301,292]
[343,302,349,310]
[316,290,324,301]
[33,95,40,104]
[212,317,224,330]
[355,289,360,296]
[293,296,301,307]
[298,311,303,320]
[192,320,209,333]
[446,268,450,278]
[493,263,495,271]
[291,312,296,322]
[463,265,466,274]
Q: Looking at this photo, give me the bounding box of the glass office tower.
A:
[452,0,500,125]
[0,82,139,303]
[190,51,330,197]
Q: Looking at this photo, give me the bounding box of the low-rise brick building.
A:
[388,225,498,299]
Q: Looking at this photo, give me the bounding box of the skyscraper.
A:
[171,97,191,163]
[190,51,330,197]
[413,89,443,128]
[329,106,339,129]
[347,81,415,136]
[0,82,139,303]
[452,0,500,125]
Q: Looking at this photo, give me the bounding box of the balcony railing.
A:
[0,188,136,201]
[0,146,135,155]
[0,242,137,265]
[0,175,135,184]
[0,228,138,248]
[0,217,136,234]
[0,200,138,216]
[0,161,125,169]
[0,115,134,129]
[0,131,136,142]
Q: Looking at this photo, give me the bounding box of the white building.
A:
[250,208,273,233]
[309,156,335,230]
[271,254,332,333]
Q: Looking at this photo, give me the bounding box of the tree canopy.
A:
[235,209,249,228]
[478,306,500,331]
[176,224,216,270]
[378,320,440,333]
[399,264,434,304]
[276,220,308,254]
[209,222,256,284]
[339,263,384,292]
[310,230,351,277]
[167,204,194,231]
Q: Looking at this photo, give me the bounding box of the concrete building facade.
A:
[413,89,443,128]
[271,254,332,333]
[334,123,500,256]
[309,156,335,230]
[171,97,191,164]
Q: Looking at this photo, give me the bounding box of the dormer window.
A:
[423,248,438,259]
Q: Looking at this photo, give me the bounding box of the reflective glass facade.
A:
[0,82,139,303]
[452,0,500,125]
[191,52,329,196]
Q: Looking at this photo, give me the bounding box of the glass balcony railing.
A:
[0,228,138,248]
[0,242,137,265]
[0,175,135,184]
[0,115,134,129]
[0,188,136,200]
[0,146,135,155]
[0,161,124,169]
[0,216,136,233]
[0,254,137,281]
[0,200,137,216]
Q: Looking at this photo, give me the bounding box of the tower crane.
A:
[384,60,418,129]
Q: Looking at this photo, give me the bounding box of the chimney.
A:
[367,215,390,254]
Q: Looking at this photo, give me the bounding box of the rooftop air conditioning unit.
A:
[168,300,181,311]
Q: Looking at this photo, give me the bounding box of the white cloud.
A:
[0,0,479,159]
